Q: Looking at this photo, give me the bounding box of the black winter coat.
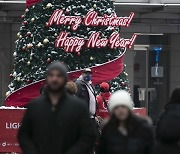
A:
[75,80,96,109]
[18,92,97,154]
[153,103,180,154]
[98,115,154,154]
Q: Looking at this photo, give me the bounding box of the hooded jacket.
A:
[153,103,180,154]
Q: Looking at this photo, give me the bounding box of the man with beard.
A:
[18,61,97,154]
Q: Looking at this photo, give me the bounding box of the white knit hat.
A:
[108,90,134,113]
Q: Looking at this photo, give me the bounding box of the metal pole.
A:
[146,48,149,115]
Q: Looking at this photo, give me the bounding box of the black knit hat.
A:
[46,61,68,80]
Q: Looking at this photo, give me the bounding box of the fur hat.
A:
[66,81,78,95]
[108,90,134,113]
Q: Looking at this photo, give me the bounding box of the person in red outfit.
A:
[96,82,111,120]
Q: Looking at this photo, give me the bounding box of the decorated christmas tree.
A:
[7,0,135,96]
[110,66,130,92]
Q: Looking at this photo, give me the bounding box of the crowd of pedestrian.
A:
[18,61,180,154]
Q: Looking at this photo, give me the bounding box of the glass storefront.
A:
[133,35,170,123]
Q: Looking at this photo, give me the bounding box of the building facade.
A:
[0,0,180,121]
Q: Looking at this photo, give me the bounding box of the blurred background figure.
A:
[66,81,77,95]
[75,68,98,153]
[133,85,141,108]
[76,68,96,119]
[98,90,154,154]
[18,62,96,154]
[96,82,111,120]
[153,87,180,154]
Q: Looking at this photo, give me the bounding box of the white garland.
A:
[0,106,26,110]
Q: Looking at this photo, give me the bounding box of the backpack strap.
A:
[81,80,96,97]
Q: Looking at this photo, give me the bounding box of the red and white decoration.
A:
[0,107,25,153]
[0,107,146,152]
[6,51,125,107]
[48,9,137,53]
[26,0,42,7]
[6,1,137,107]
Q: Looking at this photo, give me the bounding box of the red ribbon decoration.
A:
[5,53,125,107]
[26,0,42,7]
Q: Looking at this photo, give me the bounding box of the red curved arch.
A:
[5,53,125,107]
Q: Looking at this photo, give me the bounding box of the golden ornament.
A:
[17,32,20,37]
[37,42,43,48]
[43,38,49,44]
[27,61,31,65]
[6,91,11,97]
[31,18,35,22]
[17,77,21,82]
[90,57,94,61]
[93,4,97,8]
[46,3,52,8]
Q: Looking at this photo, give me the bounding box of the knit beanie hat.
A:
[108,90,134,113]
[46,61,68,80]
[100,82,110,91]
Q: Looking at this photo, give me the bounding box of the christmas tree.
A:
[110,66,130,92]
[7,0,130,94]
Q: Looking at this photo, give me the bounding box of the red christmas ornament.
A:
[27,43,33,49]
[21,15,25,19]
[22,46,26,51]
[65,9,70,14]
[47,58,51,63]
[9,74,13,78]
[121,82,126,86]
[77,52,80,56]
[29,46,33,49]
[23,21,28,25]
[45,22,49,27]
[26,31,31,36]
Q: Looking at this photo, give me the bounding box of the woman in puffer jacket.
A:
[97,90,154,154]
[153,87,180,154]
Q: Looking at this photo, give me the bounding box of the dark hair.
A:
[108,111,138,134]
[168,87,180,104]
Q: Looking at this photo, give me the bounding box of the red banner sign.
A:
[133,108,147,117]
[0,109,25,153]
[0,108,146,152]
